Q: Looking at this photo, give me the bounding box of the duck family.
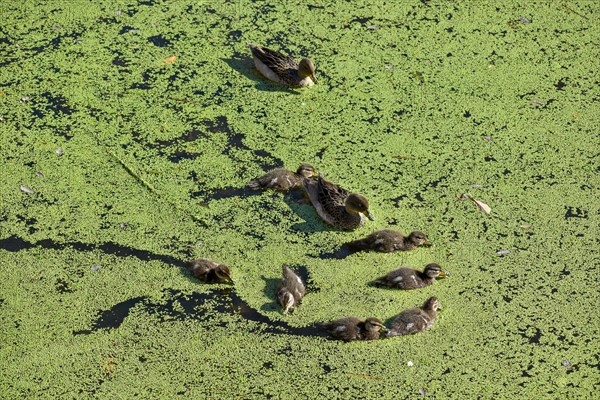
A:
[186,46,448,341]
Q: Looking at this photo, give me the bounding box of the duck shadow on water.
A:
[283,192,337,233]
[221,55,299,95]
[260,275,280,314]
[2,236,328,338]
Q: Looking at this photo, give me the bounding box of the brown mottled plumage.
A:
[374,263,446,290]
[347,230,430,253]
[321,317,385,341]
[247,164,316,191]
[386,297,440,337]
[275,265,306,314]
[186,259,233,284]
[248,44,317,87]
[302,173,374,230]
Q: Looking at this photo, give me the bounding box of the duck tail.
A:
[346,238,369,252]
[246,180,262,191]
[384,329,399,338]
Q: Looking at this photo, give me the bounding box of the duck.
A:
[186,259,233,284]
[320,317,386,341]
[374,263,446,290]
[302,173,374,230]
[347,229,430,253]
[248,44,317,87]
[247,164,317,191]
[386,297,440,337]
[276,265,306,314]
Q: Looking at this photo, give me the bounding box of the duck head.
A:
[346,193,375,220]
[365,317,386,333]
[215,264,233,284]
[296,163,317,178]
[424,263,446,279]
[408,231,431,247]
[298,58,317,83]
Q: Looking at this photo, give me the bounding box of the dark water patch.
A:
[31,92,73,120]
[167,150,199,162]
[119,26,137,35]
[564,206,587,219]
[56,278,75,294]
[148,34,170,47]
[205,115,231,133]
[0,236,187,269]
[427,176,446,188]
[529,328,542,344]
[391,194,408,207]
[138,0,156,6]
[112,56,128,67]
[181,129,207,142]
[554,78,568,90]
[226,132,252,152]
[228,30,242,40]
[263,361,274,369]
[415,192,424,202]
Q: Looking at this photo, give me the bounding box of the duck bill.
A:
[222,273,234,284]
[366,210,375,221]
[437,271,447,279]
[310,73,318,84]
[423,240,432,247]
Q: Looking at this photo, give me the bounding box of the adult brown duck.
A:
[302,173,374,230]
[248,44,317,87]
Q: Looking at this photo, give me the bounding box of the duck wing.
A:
[249,45,298,77]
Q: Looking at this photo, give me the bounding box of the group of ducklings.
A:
[186,46,447,341]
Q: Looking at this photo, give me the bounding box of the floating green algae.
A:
[1,0,599,398]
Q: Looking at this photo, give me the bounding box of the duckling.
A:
[386,297,440,337]
[247,164,316,191]
[374,263,446,290]
[276,265,306,314]
[347,230,430,253]
[248,44,317,87]
[186,259,233,284]
[321,317,385,341]
[302,173,374,230]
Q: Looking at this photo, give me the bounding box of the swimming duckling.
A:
[248,44,317,87]
[386,297,440,337]
[276,265,306,314]
[302,173,374,230]
[347,230,430,253]
[247,164,317,191]
[186,259,233,284]
[321,317,385,341]
[374,263,446,290]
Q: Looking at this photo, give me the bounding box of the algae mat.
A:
[0,0,599,398]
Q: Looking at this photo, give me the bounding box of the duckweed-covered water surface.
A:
[1,1,598,398]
